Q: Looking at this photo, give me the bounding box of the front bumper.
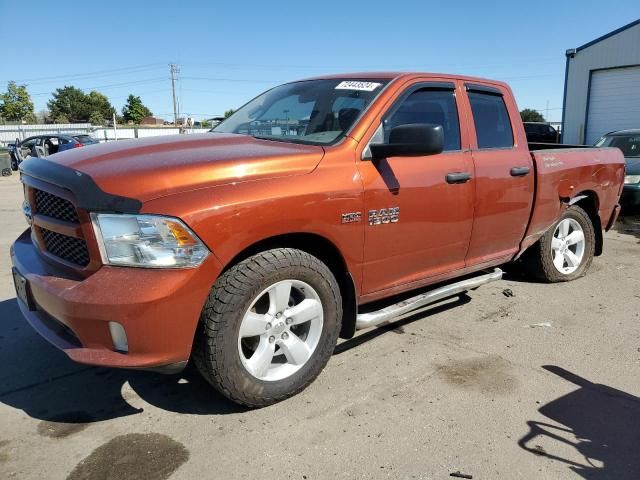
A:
[10,229,222,371]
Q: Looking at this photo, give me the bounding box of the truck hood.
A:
[51,133,324,202]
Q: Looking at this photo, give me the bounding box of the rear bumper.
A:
[10,229,222,371]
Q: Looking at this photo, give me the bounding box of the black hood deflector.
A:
[19,157,142,213]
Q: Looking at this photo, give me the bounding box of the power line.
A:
[29,78,168,97]
[0,63,166,85]
[181,76,284,84]
[182,57,561,71]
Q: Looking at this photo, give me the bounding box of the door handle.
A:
[510,166,531,177]
[446,172,472,184]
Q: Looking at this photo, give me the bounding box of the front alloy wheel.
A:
[194,248,342,407]
[238,280,324,381]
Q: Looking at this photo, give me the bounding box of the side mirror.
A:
[370,123,444,159]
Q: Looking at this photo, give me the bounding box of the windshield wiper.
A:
[252,135,309,145]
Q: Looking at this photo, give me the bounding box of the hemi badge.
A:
[341,212,362,224]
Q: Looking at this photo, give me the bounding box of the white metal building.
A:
[562,19,640,145]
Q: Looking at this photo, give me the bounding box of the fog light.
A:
[109,322,129,353]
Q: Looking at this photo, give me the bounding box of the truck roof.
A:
[302,72,510,88]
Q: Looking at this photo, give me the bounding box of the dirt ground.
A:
[1,172,639,480]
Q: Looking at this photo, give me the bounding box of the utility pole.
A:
[169,64,180,126]
[545,100,549,122]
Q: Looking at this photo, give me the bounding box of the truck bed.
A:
[521,146,625,252]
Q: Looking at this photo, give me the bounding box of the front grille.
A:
[41,228,90,267]
[34,189,80,223]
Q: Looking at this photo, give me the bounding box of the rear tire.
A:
[194,248,342,407]
[526,205,596,282]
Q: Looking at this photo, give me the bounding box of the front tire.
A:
[194,248,342,407]
[527,205,596,282]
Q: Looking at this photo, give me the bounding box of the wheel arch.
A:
[221,232,358,339]
[569,190,603,256]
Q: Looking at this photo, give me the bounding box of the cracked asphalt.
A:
[1,173,639,479]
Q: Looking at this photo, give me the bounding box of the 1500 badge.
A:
[368,207,400,225]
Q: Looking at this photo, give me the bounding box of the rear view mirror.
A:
[370,123,444,159]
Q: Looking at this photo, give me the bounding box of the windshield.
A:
[213,79,389,145]
[595,134,640,157]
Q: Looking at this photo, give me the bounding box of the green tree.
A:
[121,94,152,124]
[520,108,545,122]
[47,86,87,123]
[53,113,70,124]
[224,108,235,119]
[86,91,115,124]
[89,111,105,125]
[0,81,35,122]
[48,86,115,123]
[36,109,50,124]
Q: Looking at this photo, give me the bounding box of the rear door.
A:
[462,84,534,265]
[357,81,475,294]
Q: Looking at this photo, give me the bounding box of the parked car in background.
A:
[524,122,559,143]
[10,134,99,170]
[0,147,12,176]
[595,129,640,209]
[72,134,100,146]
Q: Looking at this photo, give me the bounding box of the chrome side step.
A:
[355,268,503,330]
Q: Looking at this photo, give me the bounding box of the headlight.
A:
[624,175,640,185]
[91,213,209,268]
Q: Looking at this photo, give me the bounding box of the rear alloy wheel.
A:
[550,218,586,275]
[527,205,595,282]
[194,248,341,407]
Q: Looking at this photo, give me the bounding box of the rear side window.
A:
[384,89,461,151]
[469,92,513,149]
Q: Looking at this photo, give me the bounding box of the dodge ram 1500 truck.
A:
[11,73,624,407]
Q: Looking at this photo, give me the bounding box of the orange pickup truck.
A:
[11,73,624,406]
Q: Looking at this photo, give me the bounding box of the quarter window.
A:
[384,89,461,151]
[468,92,513,149]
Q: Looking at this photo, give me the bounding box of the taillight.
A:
[73,143,83,148]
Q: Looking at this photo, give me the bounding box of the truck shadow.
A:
[0,293,471,423]
[0,298,246,424]
[518,365,640,479]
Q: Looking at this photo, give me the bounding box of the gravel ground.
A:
[1,172,639,480]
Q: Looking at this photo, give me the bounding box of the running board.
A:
[355,268,503,330]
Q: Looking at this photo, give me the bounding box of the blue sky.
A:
[1,1,638,123]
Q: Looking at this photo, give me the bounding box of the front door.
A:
[357,83,475,295]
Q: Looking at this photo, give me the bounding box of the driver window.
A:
[384,89,461,151]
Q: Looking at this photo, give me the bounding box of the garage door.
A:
[586,65,640,144]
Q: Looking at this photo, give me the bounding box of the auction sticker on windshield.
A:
[335,81,382,91]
